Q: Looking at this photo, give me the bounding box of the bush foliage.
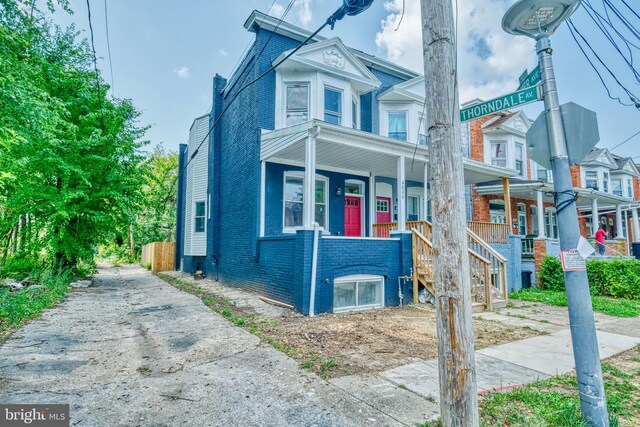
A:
[539,256,640,300]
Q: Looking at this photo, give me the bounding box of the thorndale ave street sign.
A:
[517,65,541,90]
[460,85,540,122]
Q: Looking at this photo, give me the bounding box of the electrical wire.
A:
[85,0,106,129]
[104,0,115,95]
[394,0,405,31]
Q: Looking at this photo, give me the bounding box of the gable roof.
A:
[378,76,425,102]
[582,148,618,168]
[244,10,418,81]
[482,110,531,132]
[273,37,381,93]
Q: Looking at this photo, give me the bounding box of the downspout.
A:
[309,222,320,317]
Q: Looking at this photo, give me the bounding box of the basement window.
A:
[333,275,384,313]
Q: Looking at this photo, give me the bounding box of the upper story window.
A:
[352,98,358,129]
[286,83,309,126]
[324,86,342,124]
[515,144,524,177]
[536,164,552,183]
[388,111,407,141]
[419,114,428,146]
[283,172,329,230]
[611,179,622,196]
[603,172,609,193]
[612,178,623,196]
[627,178,634,198]
[194,201,206,233]
[585,171,598,190]
[491,141,507,168]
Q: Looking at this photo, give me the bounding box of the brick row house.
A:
[175,11,523,315]
[464,105,640,285]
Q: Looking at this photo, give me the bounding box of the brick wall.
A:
[469,115,496,162]
[570,165,581,188]
[533,238,547,286]
[634,176,640,202]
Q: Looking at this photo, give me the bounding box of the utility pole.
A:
[420,1,479,425]
[503,2,609,424]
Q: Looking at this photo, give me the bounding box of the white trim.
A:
[193,200,206,234]
[323,84,343,125]
[369,175,375,237]
[260,161,266,237]
[397,156,406,231]
[267,158,370,177]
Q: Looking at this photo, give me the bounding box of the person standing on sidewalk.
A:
[595,225,608,255]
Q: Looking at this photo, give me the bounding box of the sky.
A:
[46,0,640,160]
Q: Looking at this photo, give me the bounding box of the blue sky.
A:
[48,0,640,160]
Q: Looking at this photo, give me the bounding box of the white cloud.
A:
[173,66,190,79]
[375,0,535,103]
[219,49,228,58]
[296,0,313,26]
[271,3,285,18]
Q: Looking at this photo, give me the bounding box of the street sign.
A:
[460,85,540,122]
[526,102,600,169]
[517,65,541,90]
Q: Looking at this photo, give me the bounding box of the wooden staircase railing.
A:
[410,221,508,312]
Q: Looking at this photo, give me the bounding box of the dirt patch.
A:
[260,306,544,378]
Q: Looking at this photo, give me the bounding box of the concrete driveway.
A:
[0,266,430,427]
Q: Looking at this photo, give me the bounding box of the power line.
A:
[85,0,106,129]
[104,0,115,95]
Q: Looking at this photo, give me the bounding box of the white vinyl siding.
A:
[184,115,209,256]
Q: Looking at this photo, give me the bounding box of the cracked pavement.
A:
[0,265,434,426]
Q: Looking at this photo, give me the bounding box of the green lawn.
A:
[510,288,640,318]
[0,270,71,338]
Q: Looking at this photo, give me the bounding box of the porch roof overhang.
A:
[475,181,640,211]
[260,120,518,184]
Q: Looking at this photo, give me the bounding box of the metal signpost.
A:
[460,85,540,122]
[503,1,609,425]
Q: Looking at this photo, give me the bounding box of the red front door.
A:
[376,197,391,224]
[344,196,362,237]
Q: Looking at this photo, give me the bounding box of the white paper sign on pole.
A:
[577,236,595,259]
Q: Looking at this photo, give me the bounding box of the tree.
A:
[0,0,147,272]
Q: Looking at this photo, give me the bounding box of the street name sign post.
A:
[517,65,541,90]
[460,85,540,122]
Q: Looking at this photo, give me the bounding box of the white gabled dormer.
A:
[273,38,381,130]
[481,111,532,179]
[378,76,428,145]
[580,148,618,193]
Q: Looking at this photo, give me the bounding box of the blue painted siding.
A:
[264,162,370,236]
[492,235,523,292]
[257,236,297,304]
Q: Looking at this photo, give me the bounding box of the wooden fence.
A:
[141,242,175,273]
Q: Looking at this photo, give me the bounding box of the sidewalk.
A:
[159,271,640,422]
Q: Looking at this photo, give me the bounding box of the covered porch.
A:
[260,120,518,238]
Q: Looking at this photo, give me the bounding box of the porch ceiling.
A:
[475,182,639,210]
[261,120,517,184]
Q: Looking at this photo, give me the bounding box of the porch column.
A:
[397,156,406,231]
[502,177,513,233]
[591,198,599,236]
[259,161,266,237]
[616,204,624,239]
[369,174,375,237]
[303,129,317,228]
[423,162,429,221]
[536,190,546,238]
[632,207,640,243]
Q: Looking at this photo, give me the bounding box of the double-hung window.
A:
[419,114,428,146]
[612,178,623,196]
[352,98,358,129]
[490,141,507,167]
[536,164,549,182]
[194,201,206,233]
[388,111,407,141]
[627,178,633,198]
[585,171,598,190]
[407,195,419,221]
[515,144,524,177]
[283,173,328,230]
[603,172,609,193]
[324,86,342,124]
[285,83,309,126]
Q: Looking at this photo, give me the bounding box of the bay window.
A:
[603,171,609,193]
[419,114,428,146]
[490,141,507,167]
[612,178,623,196]
[324,86,342,124]
[515,144,524,177]
[388,111,407,141]
[585,171,598,190]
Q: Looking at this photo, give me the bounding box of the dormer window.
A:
[491,141,507,167]
[585,171,598,190]
[612,178,623,196]
[388,111,407,141]
[515,144,524,176]
[324,86,342,125]
[286,83,309,126]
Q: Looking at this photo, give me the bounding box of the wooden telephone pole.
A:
[420,0,479,425]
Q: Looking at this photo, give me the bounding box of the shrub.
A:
[538,256,640,300]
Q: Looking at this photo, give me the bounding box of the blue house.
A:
[175,11,520,315]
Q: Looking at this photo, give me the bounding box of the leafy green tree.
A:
[0,0,147,273]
